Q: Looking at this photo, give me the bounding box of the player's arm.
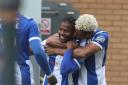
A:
[46,33,66,48]
[60,49,81,75]
[43,34,67,56]
[45,46,66,56]
[61,41,80,75]
[73,32,109,59]
[29,19,57,85]
[41,39,66,56]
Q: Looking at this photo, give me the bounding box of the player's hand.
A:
[67,41,77,49]
[44,46,57,55]
[47,74,57,85]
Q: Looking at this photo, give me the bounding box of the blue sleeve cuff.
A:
[66,48,73,52]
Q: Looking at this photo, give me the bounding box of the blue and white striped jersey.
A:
[60,49,81,85]
[78,29,109,85]
[41,40,63,85]
[43,55,63,85]
[60,28,109,85]
[42,40,80,85]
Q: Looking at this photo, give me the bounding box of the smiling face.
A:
[58,21,75,43]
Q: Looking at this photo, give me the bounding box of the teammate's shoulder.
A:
[93,28,109,42]
[93,28,109,40]
[95,28,108,35]
[22,15,33,21]
[18,14,34,21]
[19,15,37,26]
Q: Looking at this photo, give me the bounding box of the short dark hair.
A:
[62,16,76,29]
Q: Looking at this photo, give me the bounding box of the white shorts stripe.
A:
[26,60,35,85]
[15,62,22,85]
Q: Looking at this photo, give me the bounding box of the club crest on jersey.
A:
[95,35,105,43]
